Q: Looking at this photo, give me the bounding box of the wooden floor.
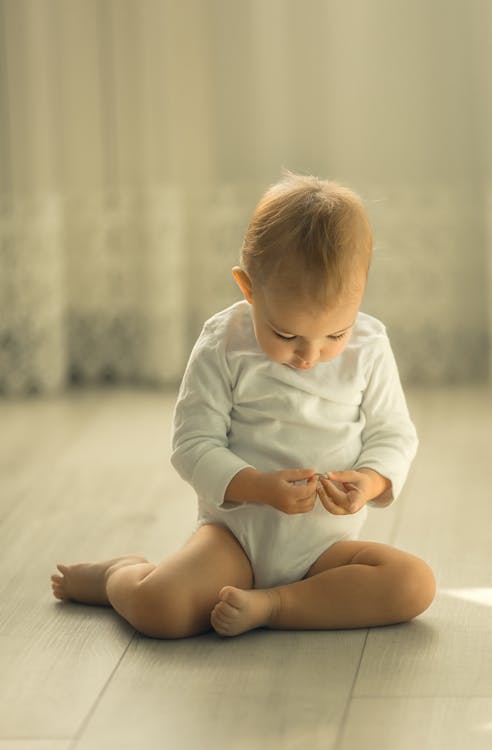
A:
[0,386,491,750]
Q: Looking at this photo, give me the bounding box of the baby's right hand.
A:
[257,469,318,515]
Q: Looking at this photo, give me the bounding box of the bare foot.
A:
[210,585,280,637]
[51,555,148,605]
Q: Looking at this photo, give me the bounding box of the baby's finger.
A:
[320,478,358,514]
[295,495,317,513]
[334,487,364,515]
[317,486,347,515]
[319,476,347,504]
[342,482,358,492]
[291,476,319,499]
[283,494,314,514]
[327,471,360,484]
[285,468,316,483]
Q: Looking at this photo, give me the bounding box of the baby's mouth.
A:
[286,361,314,370]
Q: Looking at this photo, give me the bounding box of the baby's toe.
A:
[52,586,66,600]
[211,607,224,628]
[51,574,68,600]
[211,610,233,636]
[215,600,239,621]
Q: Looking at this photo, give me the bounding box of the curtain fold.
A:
[0,0,490,394]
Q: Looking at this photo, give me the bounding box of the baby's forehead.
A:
[261,273,322,301]
[261,278,356,313]
[263,291,353,324]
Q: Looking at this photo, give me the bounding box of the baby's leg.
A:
[52,524,253,639]
[52,555,149,605]
[211,541,435,636]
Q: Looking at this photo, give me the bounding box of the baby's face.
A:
[250,284,363,370]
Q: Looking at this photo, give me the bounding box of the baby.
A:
[52,171,435,638]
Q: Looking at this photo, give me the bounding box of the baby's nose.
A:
[295,342,319,364]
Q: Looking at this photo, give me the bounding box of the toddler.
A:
[51,171,435,638]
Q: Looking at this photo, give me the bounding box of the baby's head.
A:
[233,171,372,370]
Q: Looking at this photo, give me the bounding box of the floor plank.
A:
[353,604,492,698]
[338,698,492,750]
[0,605,133,739]
[74,629,367,750]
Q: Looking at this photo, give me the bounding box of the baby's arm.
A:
[351,334,418,507]
[225,467,319,515]
[315,332,417,516]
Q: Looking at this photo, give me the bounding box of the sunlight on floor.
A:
[441,588,492,607]
[474,723,492,734]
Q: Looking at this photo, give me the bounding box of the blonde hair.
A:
[240,170,372,307]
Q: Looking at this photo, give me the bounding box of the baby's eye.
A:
[274,331,296,341]
[329,332,347,341]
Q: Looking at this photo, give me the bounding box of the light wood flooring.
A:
[0,386,491,750]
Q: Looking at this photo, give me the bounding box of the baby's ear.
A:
[232,266,253,303]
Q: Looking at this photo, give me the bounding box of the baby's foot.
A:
[51,555,147,605]
[211,585,279,637]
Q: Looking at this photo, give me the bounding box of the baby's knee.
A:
[127,580,202,639]
[395,557,436,621]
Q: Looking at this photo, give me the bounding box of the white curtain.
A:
[1,0,491,394]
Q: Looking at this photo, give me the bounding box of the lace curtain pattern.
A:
[1,0,491,394]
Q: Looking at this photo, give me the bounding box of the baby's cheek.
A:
[268,341,288,361]
[260,343,283,363]
[277,343,291,359]
[322,342,348,361]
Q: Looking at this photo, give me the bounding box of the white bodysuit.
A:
[171,301,418,588]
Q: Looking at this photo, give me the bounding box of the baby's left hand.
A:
[317,471,373,515]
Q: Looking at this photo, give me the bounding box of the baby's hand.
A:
[316,470,373,515]
[258,469,318,515]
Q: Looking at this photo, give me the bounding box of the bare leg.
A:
[52,524,253,639]
[211,541,436,637]
[51,555,148,605]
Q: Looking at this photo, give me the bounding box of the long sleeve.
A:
[353,334,418,507]
[171,304,417,513]
[170,318,253,511]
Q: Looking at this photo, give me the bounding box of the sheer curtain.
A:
[0,0,490,394]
